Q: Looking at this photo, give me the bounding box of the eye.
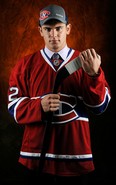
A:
[56,26,62,31]
[44,27,51,32]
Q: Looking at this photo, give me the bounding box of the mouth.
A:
[50,40,59,44]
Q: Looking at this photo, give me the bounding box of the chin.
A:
[51,45,59,51]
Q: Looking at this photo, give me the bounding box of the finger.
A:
[50,107,59,111]
[79,54,84,61]
[90,48,96,56]
[90,48,100,59]
[49,97,60,103]
[97,54,101,60]
[49,103,60,111]
[49,94,60,99]
[79,52,87,61]
[87,48,101,61]
[86,49,93,60]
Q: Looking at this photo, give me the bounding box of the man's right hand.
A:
[41,94,60,112]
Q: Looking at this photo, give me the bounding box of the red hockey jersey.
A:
[8,48,111,176]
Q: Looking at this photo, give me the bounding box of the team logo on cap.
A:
[39,10,51,20]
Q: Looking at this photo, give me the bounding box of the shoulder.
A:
[73,49,80,56]
[20,50,41,64]
[70,48,80,59]
[12,50,41,73]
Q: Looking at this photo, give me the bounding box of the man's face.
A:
[39,22,71,52]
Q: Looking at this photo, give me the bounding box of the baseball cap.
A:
[39,4,68,26]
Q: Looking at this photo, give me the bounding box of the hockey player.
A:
[8,4,111,185]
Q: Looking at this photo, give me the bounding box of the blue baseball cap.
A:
[39,4,68,26]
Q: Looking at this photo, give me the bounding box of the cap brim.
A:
[40,17,67,26]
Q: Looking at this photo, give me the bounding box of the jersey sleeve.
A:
[81,67,111,114]
[8,58,44,124]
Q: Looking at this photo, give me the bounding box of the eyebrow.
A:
[43,25,64,29]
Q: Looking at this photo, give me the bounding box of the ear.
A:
[66,24,72,35]
[39,26,44,37]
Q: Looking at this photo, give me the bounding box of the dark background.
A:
[0,0,115,184]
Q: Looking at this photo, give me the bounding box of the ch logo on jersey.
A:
[52,94,79,124]
[39,10,51,20]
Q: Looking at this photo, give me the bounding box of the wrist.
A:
[87,69,100,77]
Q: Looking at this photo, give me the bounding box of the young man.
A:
[8,4,111,185]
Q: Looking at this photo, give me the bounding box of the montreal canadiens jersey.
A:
[8,48,111,176]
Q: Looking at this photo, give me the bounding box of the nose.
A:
[50,29,57,37]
